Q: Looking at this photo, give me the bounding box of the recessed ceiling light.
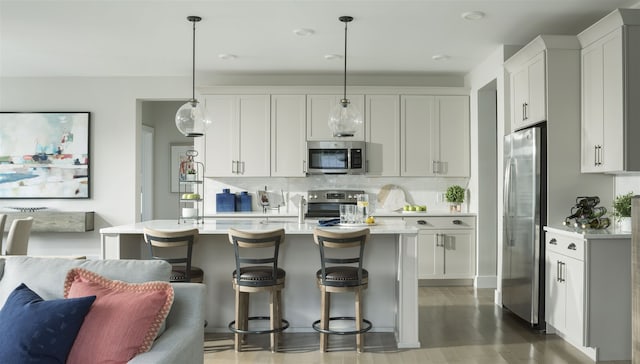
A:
[218,54,237,60]
[461,11,485,20]
[432,54,450,61]
[293,28,315,36]
[324,54,343,60]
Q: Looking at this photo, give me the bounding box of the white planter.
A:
[618,217,632,232]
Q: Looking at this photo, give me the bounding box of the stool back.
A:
[313,228,370,287]
[5,216,34,256]
[143,228,199,281]
[0,214,6,254]
[228,228,285,287]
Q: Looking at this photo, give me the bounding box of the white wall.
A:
[141,101,191,219]
[0,76,190,257]
[464,45,520,290]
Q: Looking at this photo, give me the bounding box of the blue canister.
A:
[216,188,236,212]
[236,191,252,212]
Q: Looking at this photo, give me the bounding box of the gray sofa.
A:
[0,256,205,364]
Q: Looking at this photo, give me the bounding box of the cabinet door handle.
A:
[549,238,557,245]
[452,219,462,225]
[417,220,427,225]
[522,103,526,121]
[434,234,440,247]
[432,160,437,174]
[556,261,561,282]
[303,160,307,173]
[241,161,245,174]
[598,145,603,166]
[594,146,598,166]
[567,243,577,251]
[561,262,566,282]
[231,160,237,174]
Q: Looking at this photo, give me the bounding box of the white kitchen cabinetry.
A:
[306,94,365,141]
[509,52,546,130]
[400,95,469,177]
[504,35,614,227]
[197,95,270,177]
[405,216,475,280]
[544,227,631,361]
[271,95,306,177]
[365,95,400,176]
[578,9,640,173]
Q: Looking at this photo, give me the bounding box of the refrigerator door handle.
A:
[504,158,513,246]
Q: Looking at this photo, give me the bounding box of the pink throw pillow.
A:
[64,268,174,364]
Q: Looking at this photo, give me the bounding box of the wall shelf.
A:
[2,211,95,232]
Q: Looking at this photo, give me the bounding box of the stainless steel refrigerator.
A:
[502,124,546,329]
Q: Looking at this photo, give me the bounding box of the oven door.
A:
[305,202,340,218]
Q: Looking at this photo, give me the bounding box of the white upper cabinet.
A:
[271,95,307,177]
[199,94,270,177]
[437,96,470,177]
[306,94,365,141]
[365,95,400,176]
[578,9,640,173]
[509,51,546,130]
[400,95,469,177]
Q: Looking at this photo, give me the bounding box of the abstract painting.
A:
[0,112,90,198]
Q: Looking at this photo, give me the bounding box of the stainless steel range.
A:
[306,189,364,218]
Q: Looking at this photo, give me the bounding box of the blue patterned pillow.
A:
[0,283,96,364]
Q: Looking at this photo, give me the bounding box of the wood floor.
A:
[203,286,629,363]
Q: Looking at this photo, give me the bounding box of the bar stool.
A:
[227,228,289,352]
[312,227,372,352]
[143,228,204,283]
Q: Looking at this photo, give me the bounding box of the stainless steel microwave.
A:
[306,140,366,175]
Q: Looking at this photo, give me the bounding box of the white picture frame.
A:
[170,144,192,193]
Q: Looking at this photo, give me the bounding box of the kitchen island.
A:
[100,219,420,348]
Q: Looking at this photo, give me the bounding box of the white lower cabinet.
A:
[405,216,476,279]
[544,228,631,361]
[545,248,584,344]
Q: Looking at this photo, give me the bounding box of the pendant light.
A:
[175,16,210,137]
[328,16,362,138]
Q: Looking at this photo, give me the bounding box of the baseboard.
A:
[418,279,473,287]
[474,275,497,288]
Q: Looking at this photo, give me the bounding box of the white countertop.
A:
[100,219,418,235]
[207,211,476,218]
[544,225,631,239]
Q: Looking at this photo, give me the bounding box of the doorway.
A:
[477,80,498,287]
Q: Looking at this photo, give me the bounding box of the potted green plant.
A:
[445,185,465,213]
[612,191,633,232]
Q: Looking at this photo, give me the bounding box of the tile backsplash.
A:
[203,176,470,215]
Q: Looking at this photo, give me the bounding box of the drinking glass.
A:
[356,194,369,224]
[339,204,349,224]
[346,205,357,224]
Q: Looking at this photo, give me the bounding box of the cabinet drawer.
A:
[546,233,584,261]
[404,216,475,230]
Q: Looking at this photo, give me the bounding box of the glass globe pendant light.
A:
[175,16,210,137]
[328,16,362,138]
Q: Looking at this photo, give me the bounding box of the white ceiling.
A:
[1,0,638,78]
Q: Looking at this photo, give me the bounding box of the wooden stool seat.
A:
[228,228,288,352]
[313,227,372,353]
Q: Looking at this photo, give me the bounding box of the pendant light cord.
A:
[343,20,348,101]
[191,18,196,101]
